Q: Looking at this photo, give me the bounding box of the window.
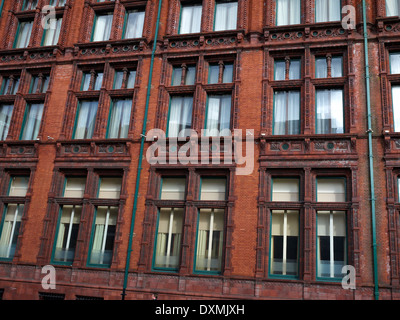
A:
[113,69,136,89]
[20,103,44,140]
[160,178,186,200]
[42,17,63,46]
[180,4,202,34]
[214,1,238,31]
[22,0,38,11]
[315,0,341,22]
[49,0,66,7]
[205,95,232,136]
[88,177,122,267]
[123,9,145,39]
[273,91,300,135]
[63,177,86,198]
[272,178,300,201]
[81,70,103,91]
[315,89,344,134]
[30,74,50,94]
[167,96,193,137]
[195,177,226,274]
[14,20,33,48]
[276,0,301,26]
[0,76,20,95]
[172,65,196,86]
[315,56,343,78]
[73,100,98,139]
[386,0,400,16]
[92,13,113,42]
[317,211,346,279]
[0,104,13,140]
[107,99,132,139]
[390,53,400,74]
[153,177,186,270]
[270,210,299,277]
[53,205,82,264]
[317,178,346,202]
[0,176,29,259]
[274,59,301,81]
[154,208,184,270]
[392,85,400,131]
[208,62,233,84]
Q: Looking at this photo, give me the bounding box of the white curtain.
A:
[154,208,183,269]
[16,21,33,48]
[272,179,299,201]
[393,86,400,131]
[127,71,136,89]
[108,99,132,139]
[391,54,400,74]
[172,67,183,86]
[200,178,226,200]
[317,178,346,202]
[316,89,344,134]
[289,60,301,80]
[74,101,98,139]
[273,91,300,135]
[315,0,341,22]
[0,104,13,141]
[386,0,399,16]
[276,0,301,26]
[316,57,328,78]
[317,211,346,278]
[9,177,29,196]
[93,14,113,42]
[43,18,62,46]
[124,10,145,39]
[64,177,86,198]
[208,65,220,84]
[180,5,202,34]
[89,207,117,265]
[195,209,224,272]
[331,56,343,77]
[21,103,44,140]
[98,177,122,199]
[223,64,233,83]
[214,2,238,31]
[205,95,231,136]
[160,178,186,200]
[168,96,193,137]
[0,204,23,259]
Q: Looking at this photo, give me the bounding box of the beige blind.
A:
[200,178,226,201]
[160,178,186,200]
[271,210,299,236]
[60,205,82,224]
[95,206,118,225]
[317,178,346,202]
[98,178,122,199]
[64,177,86,198]
[272,179,299,201]
[198,208,224,231]
[317,211,346,236]
[9,177,29,197]
[158,208,184,233]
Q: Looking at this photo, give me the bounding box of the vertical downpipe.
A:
[121,0,163,300]
[361,0,379,300]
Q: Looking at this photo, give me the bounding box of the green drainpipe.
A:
[121,0,163,300]
[361,0,379,300]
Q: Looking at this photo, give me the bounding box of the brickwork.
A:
[0,0,398,300]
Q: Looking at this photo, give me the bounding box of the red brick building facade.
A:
[0,0,398,300]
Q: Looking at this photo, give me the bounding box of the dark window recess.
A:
[38,292,65,300]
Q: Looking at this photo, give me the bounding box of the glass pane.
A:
[154,208,184,269]
[386,0,399,16]
[317,178,346,202]
[274,61,286,81]
[289,60,301,79]
[20,103,44,140]
[276,0,301,26]
[316,57,328,78]
[89,206,118,265]
[160,178,186,200]
[208,64,220,84]
[0,204,24,259]
[273,91,300,135]
[53,205,82,263]
[214,1,237,31]
[172,67,183,86]
[0,104,13,141]
[9,176,29,196]
[15,21,33,48]
[200,178,226,200]
[124,10,145,39]
[331,57,343,77]
[63,177,86,198]
[270,210,299,276]
[317,211,346,278]
[167,96,193,137]
[92,13,113,41]
[98,177,122,199]
[272,178,299,201]
[74,101,98,139]
[205,95,232,137]
[391,53,400,74]
[393,86,400,132]
[180,5,202,34]
[316,89,344,134]
[108,99,132,139]
[195,208,225,272]
[222,63,233,83]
